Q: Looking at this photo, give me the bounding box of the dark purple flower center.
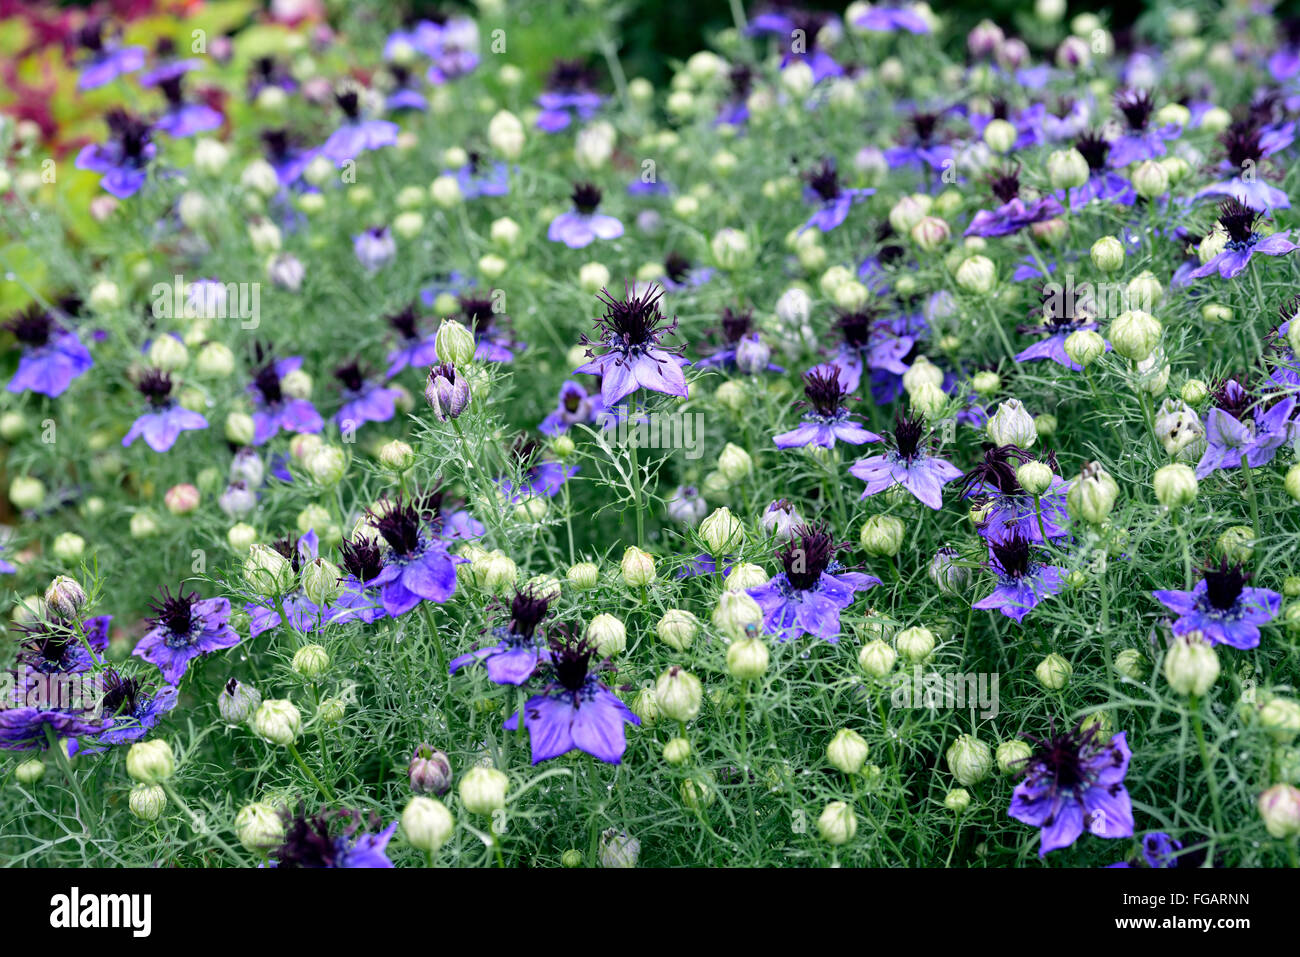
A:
[1052,96,1076,120]
[989,532,1033,580]
[989,96,1009,121]
[893,411,925,461]
[1074,131,1109,172]
[1211,378,1252,420]
[340,536,384,584]
[335,89,360,120]
[459,295,498,334]
[729,63,753,99]
[779,523,840,590]
[1222,121,1265,168]
[910,111,938,145]
[835,308,877,349]
[1203,560,1250,611]
[1029,727,1094,790]
[370,499,423,557]
[275,805,353,868]
[261,128,293,163]
[719,307,754,344]
[805,158,842,202]
[159,74,185,107]
[1115,89,1155,131]
[387,305,420,341]
[802,366,849,419]
[957,445,1034,498]
[253,362,284,404]
[571,181,602,215]
[100,670,142,717]
[591,284,677,356]
[548,59,593,92]
[1217,198,1260,247]
[988,165,1021,205]
[137,368,174,406]
[106,109,152,164]
[334,360,365,394]
[5,307,56,347]
[152,588,197,638]
[509,588,551,639]
[664,251,692,283]
[271,537,304,574]
[549,630,596,693]
[78,20,105,52]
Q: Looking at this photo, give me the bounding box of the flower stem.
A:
[627,393,645,550]
[287,740,334,802]
[1190,696,1226,837]
[43,726,89,819]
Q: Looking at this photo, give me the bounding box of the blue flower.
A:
[75,20,144,90]
[548,183,624,248]
[270,806,398,868]
[136,588,241,684]
[333,361,401,430]
[971,533,1065,623]
[1010,725,1134,856]
[747,524,881,642]
[153,75,223,138]
[773,365,882,450]
[249,357,324,445]
[450,588,553,685]
[1190,200,1300,280]
[122,370,208,453]
[366,499,461,617]
[75,110,155,198]
[5,307,93,398]
[800,158,874,234]
[319,89,399,163]
[1194,379,1295,478]
[503,629,639,764]
[575,283,688,407]
[850,410,961,509]
[1153,561,1281,650]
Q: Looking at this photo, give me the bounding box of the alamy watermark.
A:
[890,666,1000,719]
[151,275,260,329]
[595,410,705,460]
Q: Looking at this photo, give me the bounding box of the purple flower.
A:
[1189,200,1300,280]
[320,88,399,162]
[1139,832,1183,868]
[823,307,918,398]
[5,306,93,398]
[503,629,639,764]
[271,806,398,868]
[250,357,324,444]
[383,304,440,378]
[885,110,954,171]
[855,6,930,33]
[535,60,604,132]
[1009,726,1134,856]
[93,672,179,747]
[333,360,401,430]
[75,109,155,198]
[1107,90,1181,166]
[574,284,688,407]
[849,410,961,508]
[958,446,1070,544]
[324,535,389,626]
[548,183,624,248]
[800,157,874,233]
[695,307,783,373]
[449,152,510,198]
[15,616,109,678]
[122,369,208,453]
[133,588,241,685]
[354,226,397,272]
[385,64,427,113]
[1015,284,1110,372]
[451,588,553,685]
[540,380,606,435]
[75,20,145,90]
[1194,379,1296,478]
[0,703,104,751]
[499,446,578,503]
[966,165,1063,238]
[1153,561,1281,650]
[137,38,202,88]
[366,498,461,617]
[262,128,318,187]
[659,250,715,291]
[153,74,223,138]
[1063,132,1136,211]
[971,533,1065,623]
[459,296,518,362]
[747,524,881,642]
[1194,121,1292,212]
[245,532,324,638]
[773,365,882,449]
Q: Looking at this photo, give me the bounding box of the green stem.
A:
[627,393,645,550]
[44,725,89,818]
[287,740,334,801]
[1190,696,1226,837]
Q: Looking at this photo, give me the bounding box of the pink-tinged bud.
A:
[164,483,201,515]
[424,362,470,421]
[967,19,1004,58]
[409,743,453,795]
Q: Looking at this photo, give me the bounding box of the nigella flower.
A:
[270,806,398,868]
[384,64,427,113]
[502,628,639,764]
[412,485,484,543]
[1153,560,1281,650]
[965,165,1063,238]
[137,37,203,88]
[75,109,156,198]
[548,183,624,248]
[366,497,461,617]
[1107,89,1181,167]
[354,226,397,273]
[535,59,603,132]
[800,157,874,233]
[326,534,388,626]
[247,56,298,102]
[449,151,510,198]
[93,671,179,747]
[971,532,1065,623]
[1137,832,1183,868]
[383,304,439,377]
[261,128,318,187]
[1190,200,1300,280]
[854,5,930,33]
[1009,725,1133,856]
[750,9,842,83]
[246,532,324,637]
[1015,282,1109,371]
[249,357,324,445]
[824,307,915,397]
[885,110,953,171]
[1195,120,1292,212]
[773,365,881,449]
[967,97,1039,150]
[122,369,208,453]
[849,410,961,509]
[459,295,518,362]
[696,307,783,374]
[15,616,109,677]
[1271,299,1300,391]
[450,587,554,684]
[660,251,715,291]
[333,360,401,430]
[134,587,241,685]
[575,283,688,406]
[1038,95,1091,142]
[0,698,103,752]
[716,63,754,126]
[1064,131,1136,211]
[5,305,93,398]
[958,445,1070,544]
[498,438,578,503]
[75,20,144,90]
[320,87,399,163]
[1194,378,1296,478]
[539,380,606,435]
[153,73,223,138]
[746,523,881,642]
[421,16,481,84]
[0,545,14,575]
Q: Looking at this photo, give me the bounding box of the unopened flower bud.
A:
[567,561,599,590]
[126,739,175,784]
[1047,148,1090,190]
[1035,652,1072,690]
[1016,461,1054,496]
[130,783,167,821]
[435,320,476,366]
[726,636,769,679]
[827,728,870,774]
[620,546,656,588]
[1064,329,1106,368]
[655,667,703,721]
[713,591,762,639]
[817,801,857,845]
[587,613,627,656]
[987,398,1037,448]
[896,625,936,663]
[235,801,284,852]
[859,514,904,557]
[656,609,698,650]
[44,575,87,619]
[699,507,744,555]
[292,643,330,678]
[717,443,753,482]
[996,739,1033,775]
[946,734,993,786]
[459,766,509,815]
[251,698,302,746]
[858,640,897,677]
[409,744,453,795]
[1109,310,1162,362]
[1066,461,1118,524]
[1257,783,1300,838]
[1153,463,1198,508]
[1164,632,1220,696]
[402,796,455,853]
